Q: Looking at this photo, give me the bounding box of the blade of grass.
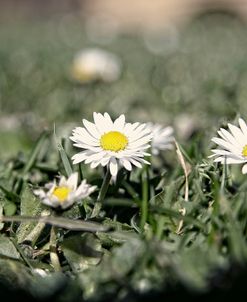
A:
[22,130,49,175]
[155,183,176,239]
[151,206,205,230]
[13,130,49,194]
[140,163,149,231]
[53,124,73,177]
[0,185,20,203]
[175,140,191,234]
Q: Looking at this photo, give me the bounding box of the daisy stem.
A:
[156,217,166,240]
[49,225,61,272]
[22,209,50,246]
[140,164,149,231]
[91,167,111,217]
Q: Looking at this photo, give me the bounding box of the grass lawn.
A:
[1,11,247,301]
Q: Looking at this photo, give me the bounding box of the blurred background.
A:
[1,0,247,158]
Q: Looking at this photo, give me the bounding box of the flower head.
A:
[70,112,153,177]
[209,118,247,174]
[34,172,96,209]
[146,122,174,155]
[71,48,121,84]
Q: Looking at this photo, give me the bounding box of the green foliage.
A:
[16,183,46,243]
[0,235,21,260]
[1,11,247,302]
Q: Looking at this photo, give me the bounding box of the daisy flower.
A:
[71,48,121,84]
[146,122,174,155]
[210,118,247,174]
[34,172,96,210]
[70,112,153,177]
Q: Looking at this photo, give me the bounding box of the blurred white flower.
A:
[34,172,96,210]
[70,112,152,177]
[209,118,247,174]
[71,48,121,83]
[146,122,174,155]
[174,114,199,140]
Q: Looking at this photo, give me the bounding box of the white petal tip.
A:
[242,164,247,174]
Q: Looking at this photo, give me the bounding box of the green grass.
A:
[1,11,247,301]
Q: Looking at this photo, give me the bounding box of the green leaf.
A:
[62,233,103,273]
[3,200,17,216]
[16,183,46,243]
[0,235,21,260]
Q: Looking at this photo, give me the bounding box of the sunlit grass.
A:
[1,11,247,301]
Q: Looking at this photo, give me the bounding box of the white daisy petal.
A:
[210,118,247,174]
[242,164,247,174]
[104,112,113,127]
[59,176,67,187]
[93,112,111,133]
[161,126,174,136]
[101,157,110,166]
[132,123,147,134]
[129,144,151,151]
[239,118,247,136]
[83,119,101,139]
[129,136,152,148]
[60,199,75,210]
[33,189,46,199]
[109,157,118,176]
[217,129,235,144]
[91,160,102,168]
[210,149,240,157]
[40,197,57,207]
[71,127,98,144]
[129,158,143,168]
[214,157,245,164]
[130,128,151,140]
[228,124,246,145]
[137,157,150,165]
[73,143,101,152]
[85,155,101,164]
[84,151,107,164]
[67,172,78,190]
[113,114,125,131]
[123,122,136,134]
[121,158,132,171]
[72,151,92,164]
[145,122,174,155]
[211,137,241,154]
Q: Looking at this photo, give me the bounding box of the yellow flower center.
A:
[72,64,95,82]
[100,131,128,152]
[52,186,72,202]
[242,145,247,157]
